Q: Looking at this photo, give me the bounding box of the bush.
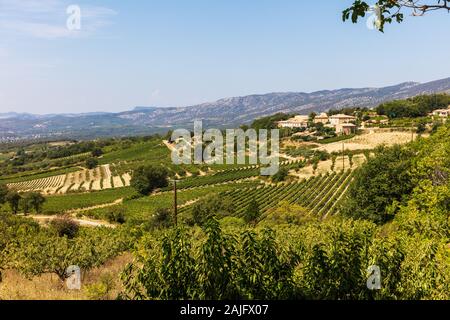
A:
[0,185,8,205]
[243,199,260,225]
[85,273,115,300]
[22,192,46,214]
[341,145,415,224]
[131,165,169,195]
[150,208,173,229]
[271,167,288,183]
[191,195,235,226]
[121,219,300,300]
[50,215,80,239]
[106,207,126,224]
[86,157,99,169]
[5,191,21,214]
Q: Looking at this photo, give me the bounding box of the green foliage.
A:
[376,94,450,119]
[343,0,404,32]
[8,222,132,282]
[251,113,292,131]
[121,219,300,300]
[49,215,80,239]
[318,134,356,145]
[85,157,99,169]
[271,167,289,183]
[106,207,126,224]
[0,184,8,205]
[91,148,104,157]
[85,273,115,300]
[191,195,235,226]
[22,192,46,214]
[5,190,21,214]
[131,165,169,195]
[150,208,173,229]
[342,145,415,223]
[243,199,260,225]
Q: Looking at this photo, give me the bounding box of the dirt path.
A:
[317,131,418,153]
[26,215,116,228]
[66,198,124,214]
[163,140,176,151]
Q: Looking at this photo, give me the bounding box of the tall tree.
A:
[23,192,46,214]
[6,191,21,214]
[0,184,8,205]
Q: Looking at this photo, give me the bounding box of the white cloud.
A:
[0,0,117,39]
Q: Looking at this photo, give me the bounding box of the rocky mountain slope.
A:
[2,77,450,140]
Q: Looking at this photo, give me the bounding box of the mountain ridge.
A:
[1,77,450,140]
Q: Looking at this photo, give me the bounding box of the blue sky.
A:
[0,0,449,114]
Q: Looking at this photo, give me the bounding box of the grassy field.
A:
[99,140,169,165]
[0,166,79,184]
[83,181,261,221]
[41,187,137,214]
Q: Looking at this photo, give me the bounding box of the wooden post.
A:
[342,142,345,171]
[170,179,179,226]
[173,180,178,226]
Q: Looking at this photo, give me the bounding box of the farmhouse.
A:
[329,114,357,126]
[314,112,329,124]
[329,114,357,135]
[336,123,357,135]
[431,106,450,118]
[278,115,309,129]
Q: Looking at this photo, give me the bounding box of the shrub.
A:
[341,145,415,224]
[5,191,21,214]
[271,167,288,183]
[151,208,173,229]
[85,157,99,169]
[106,207,126,224]
[243,199,260,225]
[130,165,169,195]
[50,215,80,239]
[191,195,234,226]
[85,273,115,300]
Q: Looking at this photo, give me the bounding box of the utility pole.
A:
[170,179,180,226]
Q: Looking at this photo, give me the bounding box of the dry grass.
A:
[0,253,133,300]
[317,131,418,153]
[289,154,366,179]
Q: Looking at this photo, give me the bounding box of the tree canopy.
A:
[130,165,169,195]
[343,0,450,32]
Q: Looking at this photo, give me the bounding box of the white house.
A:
[329,114,357,126]
[278,115,309,129]
[329,114,357,135]
[432,106,450,118]
[314,112,329,124]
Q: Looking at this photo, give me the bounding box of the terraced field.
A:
[7,164,132,195]
[170,160,306,190]
[179,170,355,219]
[83,181,262,221]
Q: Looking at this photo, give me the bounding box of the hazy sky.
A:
[1,0,450,114]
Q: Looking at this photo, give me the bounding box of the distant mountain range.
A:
[2,77,450,141]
